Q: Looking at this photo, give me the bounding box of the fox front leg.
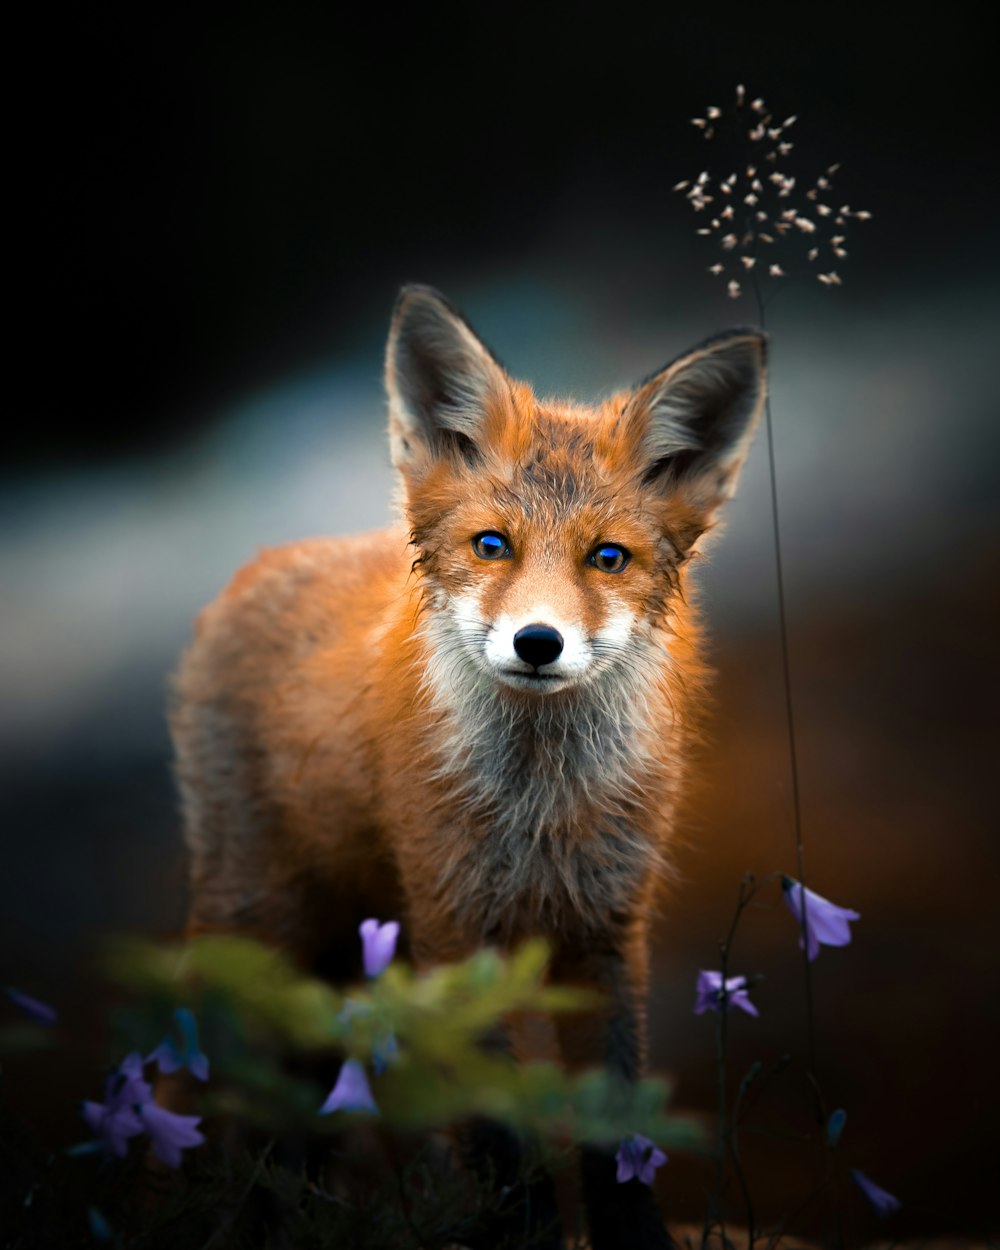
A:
[402,912,564,1250]
[551,934,671,1250]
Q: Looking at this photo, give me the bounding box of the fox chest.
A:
[418,732,664,941]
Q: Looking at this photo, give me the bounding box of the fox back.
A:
[170,285,766,1248]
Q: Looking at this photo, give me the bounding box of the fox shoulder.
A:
[182,532,407,693]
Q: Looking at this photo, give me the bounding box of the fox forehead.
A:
[480,385,643,488]
[411,388,651,530]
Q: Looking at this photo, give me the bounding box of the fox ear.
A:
[624,328,767,527]
[385,285,509,469]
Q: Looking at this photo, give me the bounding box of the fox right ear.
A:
[623,328,768,532]
[385,286,509,469]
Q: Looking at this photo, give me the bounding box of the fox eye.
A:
[472,531,510,560]
[590,544,630,574]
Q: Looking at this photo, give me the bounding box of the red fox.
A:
[171,286,767,1247]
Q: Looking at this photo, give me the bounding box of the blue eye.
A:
[472,532,510,560]
[590,544,630,573]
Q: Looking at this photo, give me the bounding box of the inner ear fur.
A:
[385,285,511,470]
[623,328,768,528]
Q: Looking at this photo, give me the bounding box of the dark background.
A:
[3,3,998,1243]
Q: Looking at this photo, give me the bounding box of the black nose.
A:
[513,623,564,669]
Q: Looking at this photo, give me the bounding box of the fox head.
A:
[385,285,766,699]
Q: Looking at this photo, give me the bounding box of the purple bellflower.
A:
[615,1134,668,1185]
[138,1102,206,1168]
[359,918,399,978]
[782,876,860,961]
[319,1058,378,1115]
[5,986,58,1025]
[81,1053,204,1167]
[850,1168,901,1218]
[693,970,759,1017]
[81,1053,151,1157]
[148,1006,210,1081]
[81,1098,144,1159]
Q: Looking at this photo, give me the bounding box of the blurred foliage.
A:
[0,937,704,1247]
[105,935,701,1150]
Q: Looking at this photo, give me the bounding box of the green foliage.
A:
[105,934,701,1151]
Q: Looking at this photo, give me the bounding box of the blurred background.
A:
[3,2,997,1242]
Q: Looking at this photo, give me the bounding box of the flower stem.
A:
[705,875,760,1249]
[750,274,824,1125]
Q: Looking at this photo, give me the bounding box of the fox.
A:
[170,284,767,1248]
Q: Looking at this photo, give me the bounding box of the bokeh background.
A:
[4,3,997,1242]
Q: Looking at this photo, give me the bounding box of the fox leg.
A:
[403,914,564,1250]
[551,930,671,1250]
[461,1107,564,1250]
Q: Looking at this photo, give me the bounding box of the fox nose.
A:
[513,623,564,669]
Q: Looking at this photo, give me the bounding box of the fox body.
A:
[171,286,766,1246]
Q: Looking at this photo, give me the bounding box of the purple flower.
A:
[319,1058,378,1115]
[81,1098,144,1158]
[693,970,759,1017]
[113,1052,155,1103]
[782,876,860,962]
[850,1168,901,1218]
[80,1053,205,1167]
[359,918,399,978]
[5,986,57,1025]
[81,1053,154,1157]
[615,1134,668,1185]
[148,1007,210,1082]
[138,1102,205,1168]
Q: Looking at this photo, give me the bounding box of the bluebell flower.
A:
[81,1052,204,1167]
[319,1058,379,1115]
[81,1054,151,1157]
[693,970,759,1017]
[81,1098,143,1158]
[5,986,57,1025]
[615,1134,668,1185]
[148,1007,210,1081]
[138,1102,205,1168]
[850,1168,901,1217]
[359,919,399,978]
[782,876,860,961]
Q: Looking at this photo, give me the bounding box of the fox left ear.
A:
[624,328,767,529]
[385,285,510,471]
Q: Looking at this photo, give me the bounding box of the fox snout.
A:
[479,602,630,693]
[512,623,563,668]
[496,615,578,690]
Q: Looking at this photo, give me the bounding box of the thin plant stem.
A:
[704,875,761,1250]
[749,270,824,1126]
[730,1063,760,1248]
[200,1137,275,1250]
[712,1003,730,1250]
[763,1174,832,1250]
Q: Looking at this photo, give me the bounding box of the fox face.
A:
[412,465,662,696]
[386,286,767,705]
